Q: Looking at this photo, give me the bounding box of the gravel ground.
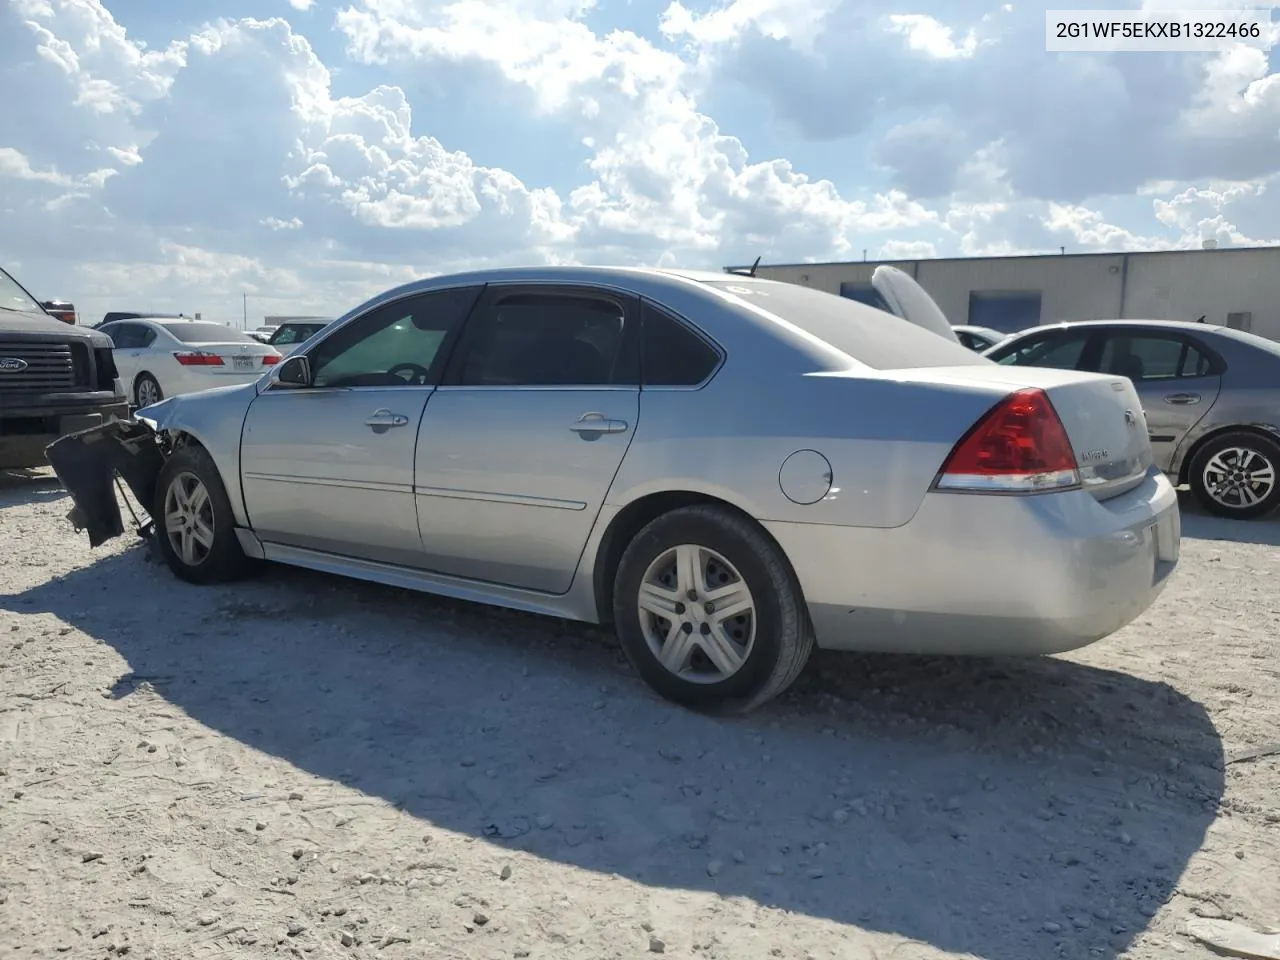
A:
[1,468,1278,960]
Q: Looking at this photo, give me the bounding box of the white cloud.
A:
[885,14,978,59]
[287,0,316,9]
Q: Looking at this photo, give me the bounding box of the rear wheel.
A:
[134,373,162,408]
[153,445,259,583]
[1188,431,1280,520]
[611,505,814,713]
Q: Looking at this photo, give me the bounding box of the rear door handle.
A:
[365,408,409,429]
[1164,393,1201,405]
[569,413,628,435]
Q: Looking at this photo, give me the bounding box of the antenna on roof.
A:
[1197,315,1206,323]
[748,255,761,277]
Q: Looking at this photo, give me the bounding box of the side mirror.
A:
[277,355,312,386]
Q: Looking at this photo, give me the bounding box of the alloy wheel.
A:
[137,377,160,407]
[636,544,757,683]
[163,471,215,566]
[1202,446,1277,511]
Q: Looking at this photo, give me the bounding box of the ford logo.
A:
[0,357,29,372]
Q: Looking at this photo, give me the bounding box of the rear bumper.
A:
[765,468,1180,656]
[0,399,130,469]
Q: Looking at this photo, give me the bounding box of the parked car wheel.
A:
[611,505,814,713]
[153,445,258,584]
[1188,431,1280,520]
[134,373,163,409]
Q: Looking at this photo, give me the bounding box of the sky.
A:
[0,0,1277,326]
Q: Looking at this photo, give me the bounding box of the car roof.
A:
[1012,318,1227,335]
[104,312,186,321]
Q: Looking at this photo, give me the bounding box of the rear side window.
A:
[456,293,629,386]
[1097,333,1212,381]
[163,322,256,344]
[991,331,1091,369]
[641,303,720,386]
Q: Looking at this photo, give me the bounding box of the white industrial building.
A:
[728,243,1280,341]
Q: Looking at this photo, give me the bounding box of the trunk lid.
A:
[870,265,961,344]
[900,364,1155,501]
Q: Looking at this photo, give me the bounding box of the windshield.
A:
[160,321,257,344]
[700,278,980,370]
[0,268,42,314]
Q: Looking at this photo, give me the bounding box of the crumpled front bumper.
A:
[44,418,164,547]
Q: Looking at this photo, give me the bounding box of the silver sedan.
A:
[47,267,1180,712]
[985,319,1280,519]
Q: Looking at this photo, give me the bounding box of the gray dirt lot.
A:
[1,469,1278,960]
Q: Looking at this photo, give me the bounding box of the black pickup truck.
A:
[0,266,128,470]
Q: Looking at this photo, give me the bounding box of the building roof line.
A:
[724,243,1280,273]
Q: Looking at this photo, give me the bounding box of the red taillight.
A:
[262,354,280,365]
[935,388,1080,494]
[173,351,224,366]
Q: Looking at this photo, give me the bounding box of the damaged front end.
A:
[45,418,167,547]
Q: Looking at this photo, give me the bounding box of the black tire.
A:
[611,505,814,713]
[1188,430,1280,520]
[134,373,162,408]
[152,444,259,584]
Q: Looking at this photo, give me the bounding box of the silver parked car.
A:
[47,267,1180,712]
[985,319,1280,519]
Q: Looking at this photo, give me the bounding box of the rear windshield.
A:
[1213,325,1280,359]
[161,322,256,344]
[269,323,327,345]
[700,279,981,370]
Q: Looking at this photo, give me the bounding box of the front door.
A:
[239,286,482,566]
[1093,328,1222,470]
[414,284,641,593]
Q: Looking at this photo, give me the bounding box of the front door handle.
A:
[365,408,409,429]
[569,412,628,436]
[1164,393,1202,405]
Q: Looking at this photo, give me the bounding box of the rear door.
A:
[1089,327,1223,470]
[413,284,640,593]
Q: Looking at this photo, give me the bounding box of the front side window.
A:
[308,286,482,389]
[991,331,1090,369]
[455,292,628,386]
[269,323,326,346]
[103,323,141,349]
[1097,334,1212,381]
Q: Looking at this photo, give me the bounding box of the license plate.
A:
[233,355,255,370]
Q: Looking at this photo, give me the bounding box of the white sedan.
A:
[97,318,282,407]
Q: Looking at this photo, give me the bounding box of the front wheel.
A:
[153,445,259,583]
[1188,431,1280,520]
[611,505,814,713]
